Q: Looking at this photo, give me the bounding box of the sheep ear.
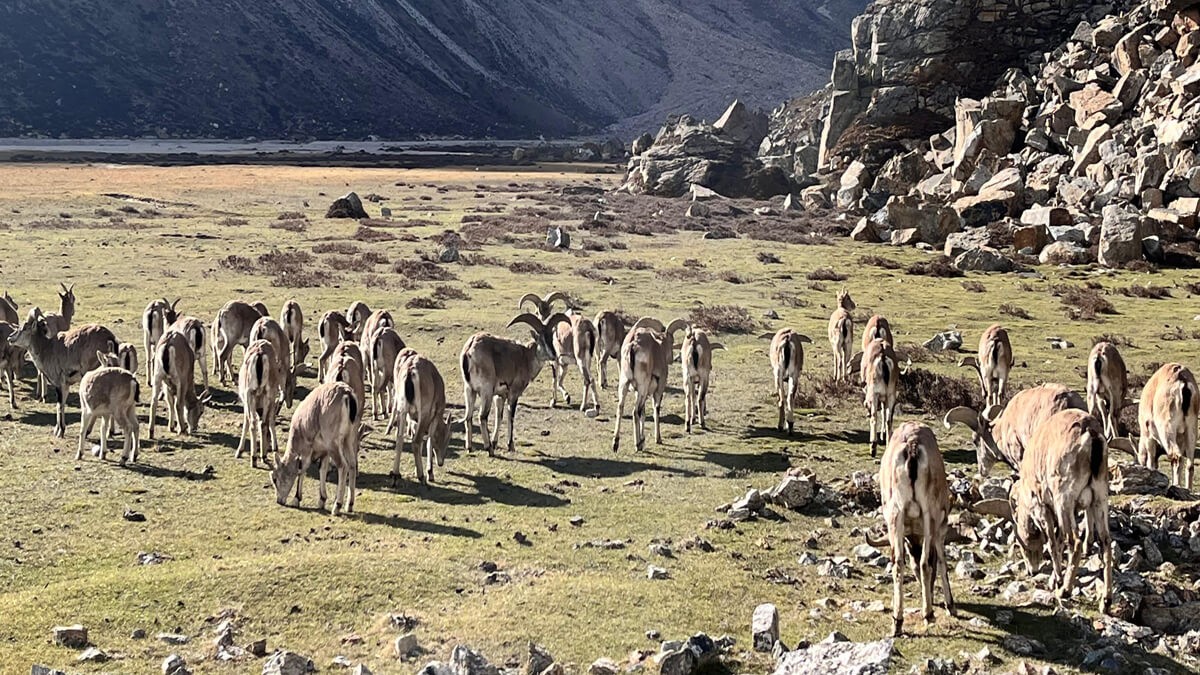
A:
[849,351,863,373]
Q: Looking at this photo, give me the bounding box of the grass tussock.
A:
[313,241,360,255]
[509,260,555,275]
[217,217,248,227]
[218,255,254,273]
[961,280,986,293]
[469,279,493,290]
[393,259,458,281]
[405,296,445,310]
[772,292,808,308]
[898,368,981,414]
[805,267,847,282]
[687,305,756,334]
[656,267,713,283]
[906,256,962,278]
[719,270,749,284]
[998,303,1032,320]
[270,219,307,233]
[576,268,616,284]
[1116,284,1171,299]
[277,211,306,220]
[432,285,470,302]
[460,253,505,267]
[353,225,397,243]
[271,268,334,288]
[593,259,653,271]
[757,252,782,264]
[859,255,903,270]
[1052,284,1115,321]
[1093,333,1136,348]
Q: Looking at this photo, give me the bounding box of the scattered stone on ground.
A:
[326,192,368,219]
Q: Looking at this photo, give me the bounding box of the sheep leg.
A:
[920,516,935,626]
[936,525,956,616]
[506,396,518,454]
[612,382,628,452]
[99,417,110,462]
[148,381,161,440]
[1057,504,1081,602]
[887,510,905,637]
[391,408,409,487]
[412,421,428,487]
[652,388,664,445]
[291,460,304,508]
[236,403,251,459]
[478,393,495,456]
[463,389,478,454]
[598,354,609,389]
[53,383,66,438]
[316,456,330,512]
[332,461,348,516]
[122,408,139,465]
[684,381,694,434]
[490,395,505,451]
[77,408,96,460]
[3,366,14,409]
[1094,504,1113,614]
[868,397,879,457]
[786,378,797,436]
[699,379,708,430]
[264,401,278,463]
[633,393,646,453]
[346,448,358,513]
[775,370,786,432]
[579,363,596,414]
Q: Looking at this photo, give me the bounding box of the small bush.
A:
[278,211,305,220]
[961,280,986,293]
[393,258,457,281]
[507,260,555,275]
[806,267,847,281]
[757,252,782,264]
[469,279,493,289]
[270,219,307,233]
[894,342,934,364]
[1116,284,1171,299]
[219,255,254,272]
[576,268,616,284]
[313,241,360,255]
[353,225,396,242]
[998,303,1032,320]
[216,216,248,227]
[257,249,313,271]
[432,285,469,302]
[1053,284,1115,321]
[772,292,808,308]
[405,296,445,310]
[593,259,653,271]
[363,274,389,289]
[687,305,756,334]
[858,255,902,270]
[1093,334,1136,348]
[898,368,981,414]
[719,270,749,284]
[906,256,962,278]
[581,239,609,252]
[683,258,705,268]
[460,253,505,267]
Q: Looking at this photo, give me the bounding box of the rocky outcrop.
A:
[622,101,795,198]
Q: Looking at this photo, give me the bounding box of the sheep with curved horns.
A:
[1138,362,1199,490]
[236,339,281,467]
[549,312,600,414]
[518,291,571,321]
[460,312,570,455]
[345,301,372,342]
[612,317,688,452]
[865,422,955,636]
[768,328,813,435]
[36,282,77,401]
[959,324,1014,409]
[280,299,308,388]
[0,291,17,325]
[149,331,210,438]
[166,315,209,395]
[827,288,855,382]
[944,383,1089,477]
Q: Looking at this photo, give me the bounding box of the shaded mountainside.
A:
[0,0,863,140]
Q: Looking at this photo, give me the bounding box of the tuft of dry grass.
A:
[432,285,470,302]
[271,268,335,288]
[217,217,248,227]
[460,253,505,267]
[757,252,782,264]
[576,268,616,284]
[278,211,306,220]
[1052,284,1116,321]
[271,219,307,233]
[405,296,445,310]
[1116,284,1171,299]
[469,279,493,289]
[393,259,458,281]
[771,292,808,308]
[898,368,981,414]
[313,241,360,255]
[906,256,962,278]
[686,305,756,334]
[218,255,254,273]
[858,255,903,270]
[353,225,396,242]
[719,270,749,284]
[961,280,986,293]
[1093,333,1136,348]
[998,303,1032,320]
[509,260,556,275]
[805,267,847,282]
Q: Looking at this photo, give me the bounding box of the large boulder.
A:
[1098,204,1149,267]
[263,652,315,675]
[713,99,769,148]
[325,192,368,219]
[837,161,870,211]
[773,639,894,675]
[953,247,1019,272]
[884,196,960,245]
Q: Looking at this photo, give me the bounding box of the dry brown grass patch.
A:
[405,296,445,310]
[686,305,756,334]
[998,303,1032,320]
[906,256,962,278]
[354,225,397,242]
[509,260,556,275]
[393,259,458,281]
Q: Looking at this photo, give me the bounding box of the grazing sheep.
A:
[280,299,305,374]
[861,337,899,457]
[0,291,17,325]
[317,309,354,380]
[959,324,1014,408]
[142,298,180,384]
[212,300,268,383]
[367,326,407,420]
[867,422,956,636]
[8,308,118,437]
[166,315,209,394]
[827,288,855,382]
[390,349,450,487]
[236,339,281,467]
[149,331,208,438]
[519,291,571,321]
[1087,341,1127,440]
[0,322,24,409]
[36,283,77,400]
[861,314,893,351]
[271,381,362,515]
[345,301,372,341]
[323,341,365,425]
[1138,362,1199,489]
[680,326,722,433]
[249,316,293,407]
[77,363,140,465]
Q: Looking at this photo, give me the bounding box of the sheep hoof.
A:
[289,497,300,508]
[585,408,598,418]
[332,504,342,516]
[892,618,902,637]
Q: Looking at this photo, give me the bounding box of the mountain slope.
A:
[0,0,862,139]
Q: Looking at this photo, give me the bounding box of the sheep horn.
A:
[709,342,726,351]
[864,530,890,549]
[518,293,545,315]
[630,317,665,333]
[943,406,982,433]
[664,318,689,338]
[794,334,814,344]
[543,312,573,333]
[543,291,571,308]
[507,312,545,333]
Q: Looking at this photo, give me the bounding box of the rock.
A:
[873,150,933,196]
[801,185,832,210]
[632,133,655,156]
[884,196,960,244]
[770,471,818,509]
[1013,225,1051,253]
[773,639,894,675]
[837,161,870,211]
[850,217,883,243]
[686,202,710,218]
[263,651,316,675]
[713,99,769,148]
[326,192,368,219]
[656,646,697,675]
[31,667,68,675]
[1098,204,1149,267]
[952,192,1015,228]
[953,247,1018,272]
[526,643,555,675]
[158,632,189,644]
[53,624,88,649]
[352,666,373,675]
[647,565,670,580]
[853,543,881,561]
[419,663,455,675]
[1001,635,1044,656]
[754,206,775,216]
[163,654,190,675]
[450,646,500,675]
[782,194,803,213]
[395,633,420,658]
[248,639,269,657]
[77,647,108,663]
[752,603,780,652]
[732,488,766,512]
[439,242,461,263]
[1072,124,1112,176]
[1110,462,1169,494]
[589,657,620,675]
[944,227,1000,257]
[545,226,570,249]
[1040,241,1092,265]
[1020,206,1071,229]
[923,331,963,352]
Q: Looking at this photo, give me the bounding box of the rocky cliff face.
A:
[0,0,863,139]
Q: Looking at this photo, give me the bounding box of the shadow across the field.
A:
[739,425,871,445]
[521,452,702,479]
[355,511,483,538]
